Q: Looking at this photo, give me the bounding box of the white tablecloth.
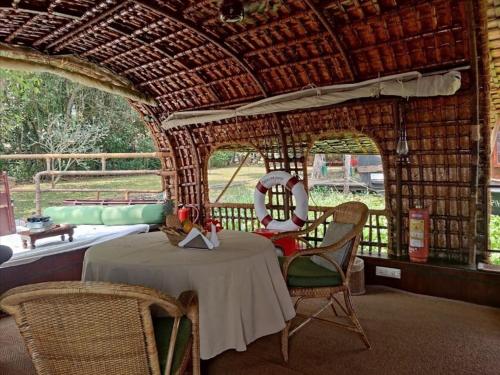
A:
[81,230,295,359]
[0,224,150,268]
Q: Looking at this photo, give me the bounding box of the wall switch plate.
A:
[375,266,401,279]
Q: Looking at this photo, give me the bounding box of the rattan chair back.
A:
[320,201,369,280]
[0,281,188,375]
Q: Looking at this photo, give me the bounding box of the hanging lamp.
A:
[220,0,244,23]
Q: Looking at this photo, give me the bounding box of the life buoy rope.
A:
[254,171,308,232]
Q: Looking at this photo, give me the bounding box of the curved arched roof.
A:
[0,0,481,120]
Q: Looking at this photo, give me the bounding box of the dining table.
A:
[81,230,295,359]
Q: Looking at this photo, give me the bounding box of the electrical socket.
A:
[375,266,401,279]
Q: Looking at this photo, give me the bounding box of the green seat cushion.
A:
[153,316,192,375]
[278,256,342,288]
[43,206,104,225]
[101,204,165,225]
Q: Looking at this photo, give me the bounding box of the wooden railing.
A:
[206,203,390,257]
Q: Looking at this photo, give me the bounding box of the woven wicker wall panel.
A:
[189,92,482,263]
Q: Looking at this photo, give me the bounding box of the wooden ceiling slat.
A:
[132,0,268,97]
[304,0,356,80]
[0,0,490,116]
[47,2,133,51]
[31,1,122,48]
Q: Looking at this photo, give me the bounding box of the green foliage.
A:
[0,69,157,180]
[209,151,234,168]
[489,216,500,265]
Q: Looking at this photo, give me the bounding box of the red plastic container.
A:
[254,228,299,256]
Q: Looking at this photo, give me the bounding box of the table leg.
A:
[30,240,35,249]
[69,232,73,242]
[61,234,65,241]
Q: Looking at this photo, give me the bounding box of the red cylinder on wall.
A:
[408,206,430,263]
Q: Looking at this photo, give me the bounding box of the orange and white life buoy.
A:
[254,171,308,232]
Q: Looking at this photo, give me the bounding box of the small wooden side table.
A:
[19,225,75,249]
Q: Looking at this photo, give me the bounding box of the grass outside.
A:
[208,165,386,209]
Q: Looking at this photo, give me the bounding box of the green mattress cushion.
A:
[43,206,104,225]
[278,256,342,288]
[153,316,192,374]
[101,204,165,225]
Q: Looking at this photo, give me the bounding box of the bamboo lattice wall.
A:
[0,0,494,264]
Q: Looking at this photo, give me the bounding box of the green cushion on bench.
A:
[153,316,192,375]
[101,204,165,225]
[278,256,342,288]
[43,206,104,225]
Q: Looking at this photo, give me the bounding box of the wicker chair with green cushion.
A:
[0,281,200,375]
[272,201,371,362]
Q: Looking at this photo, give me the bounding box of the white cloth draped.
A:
[81,230,295,359]
[162,70,461,129]
[0,224,150,268]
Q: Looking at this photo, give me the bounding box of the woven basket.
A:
[160,226,186,246]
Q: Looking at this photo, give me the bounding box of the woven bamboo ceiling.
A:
[0,0,486,120]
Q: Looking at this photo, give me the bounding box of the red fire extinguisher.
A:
[408,205,430,263]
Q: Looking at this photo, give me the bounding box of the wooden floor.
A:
[2,286,500,375]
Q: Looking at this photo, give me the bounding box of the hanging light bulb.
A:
[396,128,409,156]
[396,111,409,157]
[220,0,245,23]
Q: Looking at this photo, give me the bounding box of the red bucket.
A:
[254,228,299,256]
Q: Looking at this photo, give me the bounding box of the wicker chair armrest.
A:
[270,228,309,241]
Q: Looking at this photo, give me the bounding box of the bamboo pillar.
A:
[467,0,480,266]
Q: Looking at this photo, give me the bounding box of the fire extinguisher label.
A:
[409,219,425,248]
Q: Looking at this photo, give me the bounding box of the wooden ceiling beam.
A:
[223,10,316,42]
[3,0,69,42]
[137,58,235,87]
[33,1,127,49]
[91,29,221,103]
[132,0,268,97]
[303,0,357,81]
[244,32,331,57]
[154,72,250,100]
[4,12,37,42]
[0,4,79,20]
[80,18,179,58]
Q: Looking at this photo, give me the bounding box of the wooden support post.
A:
[395,103,403,258]
[343,155,351,194]
[467,0,480,266]
[396,159,403,258]
[101,157,106,171]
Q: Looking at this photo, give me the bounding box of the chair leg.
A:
[343,289,371,349]
[281,320,291,363]
[330,297,339,317]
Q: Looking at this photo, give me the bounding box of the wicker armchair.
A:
[0,281,200,375]
[272,201,370,362]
